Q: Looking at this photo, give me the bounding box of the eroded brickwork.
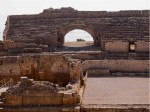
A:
[0,7,149,112]
[1,77,80,106]
[2,7,149,53]
[0,54,82,86]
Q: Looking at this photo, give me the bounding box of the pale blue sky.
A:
[0,0,149,40]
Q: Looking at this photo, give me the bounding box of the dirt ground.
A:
[58,41,101,51]
[82,77,150,104]
[64,41,93,47]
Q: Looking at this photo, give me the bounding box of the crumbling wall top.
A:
[42,7,77,13]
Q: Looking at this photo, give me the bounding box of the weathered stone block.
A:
[63,93,73,105]
[5,94,22,106]
[135,41,149,53]
[87,69,110,77]
[105,41,129,52]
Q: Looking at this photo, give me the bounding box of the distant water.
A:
[0,29,94,41]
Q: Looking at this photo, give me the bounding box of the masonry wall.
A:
[2,77,80,107]
[0,55,81,85]
[82,59,149,73]
[0,63,20,76]
[135,41,149,52]
[3,9,149,52]
[0,56,35,81]
[0,55,149,84]
[104,41,149,53]
[104,41,129,52]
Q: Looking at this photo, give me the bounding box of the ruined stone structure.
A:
[0,7,149,112]
[1,7,149,53]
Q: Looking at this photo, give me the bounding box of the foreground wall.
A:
[82,59,149,73]
[0,55,81,85]
[0,54,149,83]
[2,77,80,107]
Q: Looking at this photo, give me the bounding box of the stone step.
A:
[81,104,149,111]
[105,53,149,60]
[14,39,36,43]
[21,48,42,53]
[24,43,39,48]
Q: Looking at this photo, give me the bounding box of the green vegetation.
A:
[76,38,85,42]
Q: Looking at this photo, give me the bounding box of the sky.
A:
[0,0,149,40]
[65,29,93,42]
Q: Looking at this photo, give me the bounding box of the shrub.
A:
[76,38,85,42]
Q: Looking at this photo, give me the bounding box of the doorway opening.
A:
[64,29,94,47]
[129,41,136,52]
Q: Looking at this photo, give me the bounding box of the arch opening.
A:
[64,29,94,47]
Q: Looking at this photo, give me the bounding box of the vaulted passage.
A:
[59,29,100,51]
[64,29,94,47]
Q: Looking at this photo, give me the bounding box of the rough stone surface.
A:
[1,77,80,106]
[0,55,82,85]
[0,7,149,112]
[1,8,149,53]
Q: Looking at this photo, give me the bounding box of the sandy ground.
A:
[82,77,150,104]
[64,41,93,47]
[58,41,100,51]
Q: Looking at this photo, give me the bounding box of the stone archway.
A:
[57,25,99,47]
[64,29,94,46]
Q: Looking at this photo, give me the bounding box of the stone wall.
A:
[0,106,80,112]
[104,41,129,52]
[1,77,80,107]
[135,41,149,52]
[68,52,149,60]
[0,54,148,84]
[0,55,82,85]
[87,69,110,77]
[3,8,149,52]
[104,40,149,53]
[34,55,81,85]
[0,56,35,81]
[82,59,149,73]
[0,40,49,56]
